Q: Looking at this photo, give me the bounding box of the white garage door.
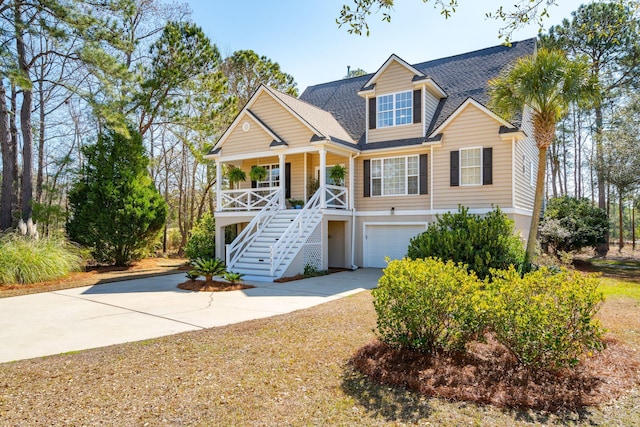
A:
[364,224,426,268]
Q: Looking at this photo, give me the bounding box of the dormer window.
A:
[377,91,413,128]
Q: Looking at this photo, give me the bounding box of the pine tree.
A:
[67,126,167,266]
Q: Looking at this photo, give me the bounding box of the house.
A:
[205,38,538,280]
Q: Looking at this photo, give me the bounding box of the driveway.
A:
[0,268,382,363]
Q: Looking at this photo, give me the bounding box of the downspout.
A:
[350,152,360,270]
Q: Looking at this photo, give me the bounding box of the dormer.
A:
[359,54,447,144]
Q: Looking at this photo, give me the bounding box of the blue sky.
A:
[187,0,587,91]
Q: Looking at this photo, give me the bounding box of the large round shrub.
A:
[184,213,216,261]
[407,206,525,279]
[539,196,607,255]
[372,258,484,354]
[487,266,605,370]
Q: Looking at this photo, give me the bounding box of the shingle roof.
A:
[299,38,536,148]
[263,86,355,144]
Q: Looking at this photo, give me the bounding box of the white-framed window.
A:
[256,164,280,188]
[460,147,482,186]
[529,159,535,186]
[315,164,345,185]
[377,91,412,128]
[371,155,419,196]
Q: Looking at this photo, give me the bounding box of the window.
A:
[377,91,412,128]
[371,155,419,196]
[256,164,280,188]
[460,148,481,186]
[529,160,535,186]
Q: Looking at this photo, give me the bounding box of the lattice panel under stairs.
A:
[303,224,322,271]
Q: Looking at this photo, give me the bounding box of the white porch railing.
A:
[226,187,282,268]
[220,187,279,211]
[270,188,323,277]
[325,185,348,209]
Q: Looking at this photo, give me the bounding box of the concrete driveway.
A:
[0,268,382,363]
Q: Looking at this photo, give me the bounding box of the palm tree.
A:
[489,48,598,263]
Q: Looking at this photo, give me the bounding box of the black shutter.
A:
[285,163,291,198]
[419,154,428,194]
[251,178,257,188]
[363,159,371,197]
[483,147,493,185]
[450,151,459,187]
[368,98,376,130]
[413,89,422,124]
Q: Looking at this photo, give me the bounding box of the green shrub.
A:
[184,213,216,261]
[0,233,84,284]
[407,206,525,279]
[190,257,226,282]
[487,266,605,370]
[372,258,485,354]
[539,196,608,255]
[223,271,244,285]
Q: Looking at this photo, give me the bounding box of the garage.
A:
[364,223,427,268]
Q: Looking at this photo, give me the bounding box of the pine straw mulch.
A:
[177,279,254,292]
[351,335,640,413]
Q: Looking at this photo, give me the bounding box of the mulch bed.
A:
[351,335,640,412]
[177,279,255,292]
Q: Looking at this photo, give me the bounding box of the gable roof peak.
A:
[361,53,425,90]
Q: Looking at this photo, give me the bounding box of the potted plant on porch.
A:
[226,166,246,189]
[249,165,268,183]
[328,164,347,186]
[288,199,304,209]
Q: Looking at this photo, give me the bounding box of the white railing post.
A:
[279,153,286,209]
[216,160,222,211]
[319,149,327,209]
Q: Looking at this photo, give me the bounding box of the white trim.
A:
[376,90,414,128]
[459,146,483,187]
[362,221,429,268]
[511,138,516,209]
[361,54,425,90]
[355,207,533,217]
[430,145,434,210]
[370,155,420,197]
[429,98,516,138]
[262,86,325,137]
[413,78,448,99]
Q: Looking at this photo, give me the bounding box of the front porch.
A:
[210,145,357,280]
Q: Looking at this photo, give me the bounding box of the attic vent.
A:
[242,122,251,132]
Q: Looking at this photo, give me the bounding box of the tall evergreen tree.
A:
[67,126,167,266]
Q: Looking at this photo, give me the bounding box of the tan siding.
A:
[250,94,315,149]
[354,148,431,212]
[424,91,440,130]
[432,104,513,209]
[368,61,423,143]
[221,116,275,157]
[375,61,416,93]
[368,123,422,143]
[513,106,537,211]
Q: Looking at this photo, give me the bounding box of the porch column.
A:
[279,153,286,208]
[349,154,355,210]
[319,148,327,208]
[215,159,222,211]
[303,152,308,201]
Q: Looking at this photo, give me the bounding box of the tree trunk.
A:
[16,5,34,221]
[526,146,548,264]
[0,84,15,231]
[594,105,608,256]
[9,84,20,215]
[36,77,45,204]
[619,191,624,251]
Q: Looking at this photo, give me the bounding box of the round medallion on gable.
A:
[242,121,251,132]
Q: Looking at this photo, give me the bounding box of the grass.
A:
[599,277,640,301]
[0,275,638,425]
[0,233,84,284]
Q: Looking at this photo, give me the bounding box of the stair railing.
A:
[270,187,323,276]
[226,187,283,269]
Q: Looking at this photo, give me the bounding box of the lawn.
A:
[0,271,638,425]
